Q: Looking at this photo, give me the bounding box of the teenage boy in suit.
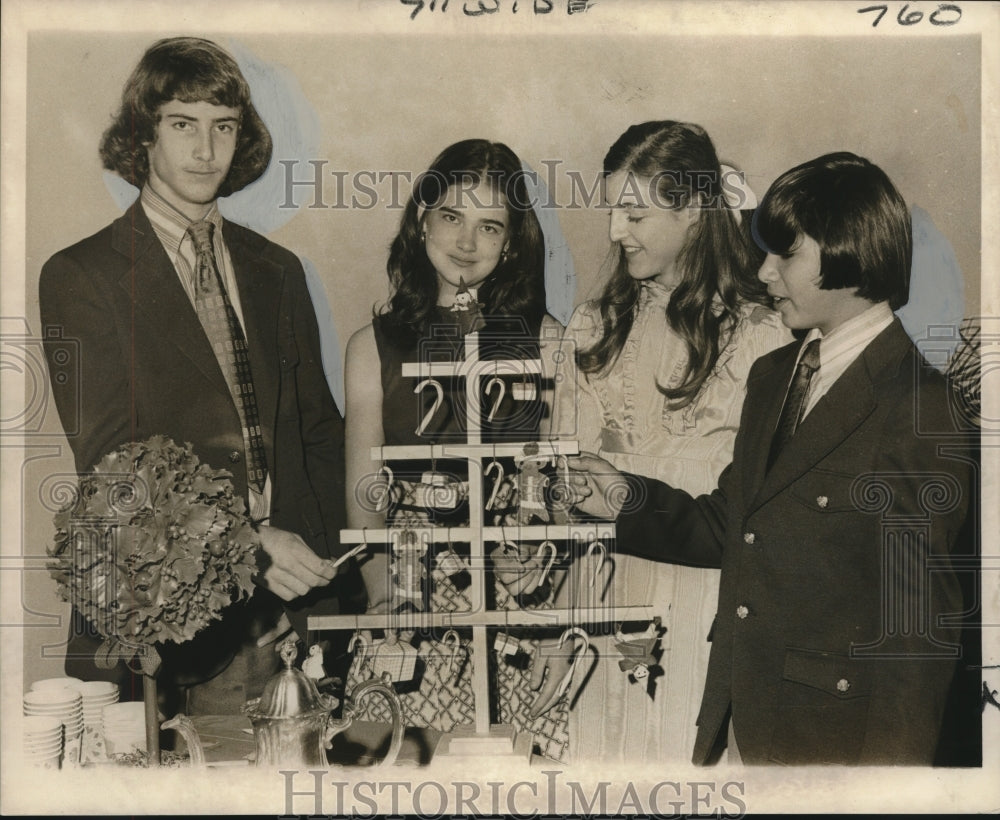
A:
[567,152,973,765]
[39,37,347,714]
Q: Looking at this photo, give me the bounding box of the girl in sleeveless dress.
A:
[344,139,566,753]
[554,121,792,764]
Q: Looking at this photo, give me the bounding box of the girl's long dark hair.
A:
[578,121,768,408]
[378,139,546,346]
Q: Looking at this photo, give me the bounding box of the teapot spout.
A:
[160,713,206,767]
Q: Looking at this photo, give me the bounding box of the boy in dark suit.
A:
[39,37,347,714]
[568,153,974,765]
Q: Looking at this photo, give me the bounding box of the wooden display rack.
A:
[308,330,653,759]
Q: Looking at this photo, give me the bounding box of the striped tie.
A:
[767,338,821,471]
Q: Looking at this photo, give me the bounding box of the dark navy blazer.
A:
[615,320,972,765]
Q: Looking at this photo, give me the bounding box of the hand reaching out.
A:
[256,525,338,601]
[565,453,630,521]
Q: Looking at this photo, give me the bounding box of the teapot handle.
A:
[160,713,206,767]
[340,672,405,767]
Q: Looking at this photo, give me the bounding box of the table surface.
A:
[183,715,444,768]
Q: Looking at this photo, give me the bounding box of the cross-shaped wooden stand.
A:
[308,330,653,759]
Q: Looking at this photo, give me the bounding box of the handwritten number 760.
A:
[858,3,962,26]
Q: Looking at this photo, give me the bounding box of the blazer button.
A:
[736,605,749,619]
[229,450,242,463]
[743,532,755,545]
[836,678,850,693]
[817,495,829,509]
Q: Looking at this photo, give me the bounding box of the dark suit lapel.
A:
[750,368,875,510]
[112,204,287,464]
[740,344,797,507]
[223,221,284,456]
[111,203,230,394]
[747,322,910,512]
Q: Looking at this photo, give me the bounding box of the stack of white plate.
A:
[23,687,84,767]
[23,715,64,769]
[101,702,145,755]
[78,681,119,723]
[30,677,83,694]
[77,681,119,763]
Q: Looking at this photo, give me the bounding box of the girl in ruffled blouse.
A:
[554,121,791,763]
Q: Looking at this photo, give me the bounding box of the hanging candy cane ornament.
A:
[484,460,504,511]
[586,539,606,589]
[528,626,591,718]
[413,378,444,437]
[484,377,506,423]
[534,540,559,588]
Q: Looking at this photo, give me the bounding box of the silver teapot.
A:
[163,638,405,768]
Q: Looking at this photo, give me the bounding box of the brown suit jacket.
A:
[39,202,348,688]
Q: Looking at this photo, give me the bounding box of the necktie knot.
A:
[187,220,215,256]
[188,221,219,296]
[798,338,821,373]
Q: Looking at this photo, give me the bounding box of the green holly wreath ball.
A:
[47,436,259,674]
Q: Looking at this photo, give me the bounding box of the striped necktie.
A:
[767,338,821,471]
[188,220,267,493]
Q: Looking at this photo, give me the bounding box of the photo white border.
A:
[2,0,998,814]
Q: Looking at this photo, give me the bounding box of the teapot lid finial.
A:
[278,637,298,669]
[246,636,332,719]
